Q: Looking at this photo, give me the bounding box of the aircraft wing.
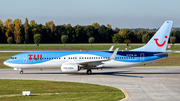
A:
[76,48,119,67]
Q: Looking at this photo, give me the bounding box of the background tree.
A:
[119,29,133,43]
[74,25,87,43]
[61,35,68,46]
[4,19,13,28]
[0,20,3,28]
[13,19,22,25]
[34,34,41,46]
[4,19,13,39]
[137,29,148,43]
[45,21,55,32]
[142,33,151,43]
[100,25,113,43]
[30,20,36,27]
[92,22,100,28]
[170,30,180,43]
[170,36,176,46]
[114,27,120,33]
[88,37,95,46]
[1,18,180,44]
[113,33,122,43]
[13,19,22,44]
[7,37,13,46]
[124,39,131,44]
[0,20,6,43]
[107,24,111,29]
[85,26,94,37]
[64,24,75,43]
[24,18,29,43]
[5,30,12,38]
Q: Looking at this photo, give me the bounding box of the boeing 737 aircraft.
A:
[4,20,173,75]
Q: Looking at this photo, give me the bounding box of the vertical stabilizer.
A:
[131,20,173,52]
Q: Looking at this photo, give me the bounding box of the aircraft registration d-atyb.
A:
[4,21,173,75]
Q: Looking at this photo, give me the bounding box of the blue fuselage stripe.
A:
[5,51,168,64]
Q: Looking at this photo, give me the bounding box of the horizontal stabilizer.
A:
[153,51,174,56]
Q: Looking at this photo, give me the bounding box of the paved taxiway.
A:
[0,66,180,101]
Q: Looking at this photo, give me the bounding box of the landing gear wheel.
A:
[20,70,23,74]
[86,69,92,75]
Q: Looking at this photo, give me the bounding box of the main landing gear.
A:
[86,69,92,75]
[20,70,23,74]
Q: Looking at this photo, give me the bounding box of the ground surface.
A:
[0,66,180,101]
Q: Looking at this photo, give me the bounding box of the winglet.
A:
[109,48,119,60]
[109,46,114,51]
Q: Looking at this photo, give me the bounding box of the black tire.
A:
[87,69,92,75]
[20,71,23,74]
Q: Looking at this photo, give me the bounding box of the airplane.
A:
[4,20,173,75]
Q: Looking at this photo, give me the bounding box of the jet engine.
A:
[61,63,80,73]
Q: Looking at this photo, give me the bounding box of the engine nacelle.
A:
[61,63,79,73]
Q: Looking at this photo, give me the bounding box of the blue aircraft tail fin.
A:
[131,20,173,52]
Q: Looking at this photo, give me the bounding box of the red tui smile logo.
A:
[154,36,167,47]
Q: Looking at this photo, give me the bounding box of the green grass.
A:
[0,79,124,101]
[0,44,138,50]
[0,93,123,101]
[0,44,180,50]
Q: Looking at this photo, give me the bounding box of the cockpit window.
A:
[11,57,17,59]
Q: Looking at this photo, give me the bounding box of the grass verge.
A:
[0,44,180,50]
[0,44,139,50]
[0,79,124,101]
[0,93,123,101]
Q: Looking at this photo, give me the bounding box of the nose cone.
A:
[3,59,11,67]
[4,60,8,66]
